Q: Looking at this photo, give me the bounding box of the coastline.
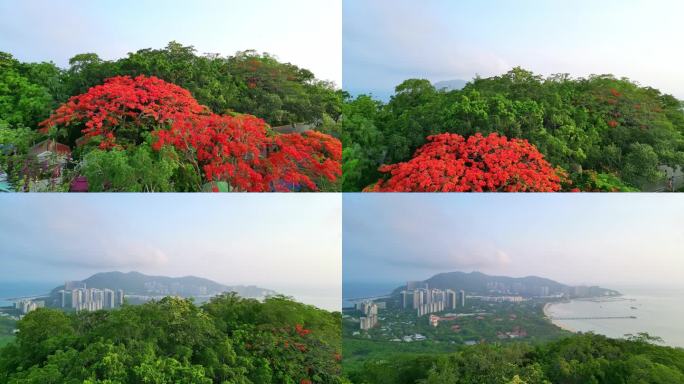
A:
[543,301,576,333]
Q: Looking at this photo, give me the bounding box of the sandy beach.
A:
[543,302,576,333]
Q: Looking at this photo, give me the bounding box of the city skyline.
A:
[0,194,341,311]
[344,0,684,100]
[343,194,684,289]
[0,0,342,86]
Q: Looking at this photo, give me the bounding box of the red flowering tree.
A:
[242,323,340,383]
[39,75,341,191]
[40,75,207,149]
[153,114,341,191]
[366,133,565,192]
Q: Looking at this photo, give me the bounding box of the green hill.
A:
[0,295,342,383]
[50,271,276,299]
[393,271,618,298]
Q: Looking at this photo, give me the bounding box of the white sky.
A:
[344,0,684,99]
[0,194,342,311]
[344,194,684,290]
[0,0,342,86]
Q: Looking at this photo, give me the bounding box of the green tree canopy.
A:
[0,295,342,384]
[342,68,684,191]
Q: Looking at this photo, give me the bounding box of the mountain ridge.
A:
[392,271,619,298]
[50,271,277,299]
[433,79,467,91]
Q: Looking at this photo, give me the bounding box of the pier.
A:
[551,316,637,320]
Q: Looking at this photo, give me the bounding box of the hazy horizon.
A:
[343,194,684,291]
[344,0,684,100]
[0,194,342,311]
[0,0,342,86]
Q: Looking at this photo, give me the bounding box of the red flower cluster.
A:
[39,75,341,191]
[153,115,340,191]
[40,75,207,149]
[295,324,312,337]
[367,133,564,192]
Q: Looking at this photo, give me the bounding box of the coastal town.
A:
[343,276,623,346]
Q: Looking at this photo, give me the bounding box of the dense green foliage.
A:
[342,68,684,191]
[1,42,341,128]
[342,298,569,374]
[345,302,566,346]
[0,295,342,383]
[346,333,684,383]
[0,53,60,129]
[0,318,15,348]
[78,140,186,192]
[0,42,342,191]
[59,43,342,128]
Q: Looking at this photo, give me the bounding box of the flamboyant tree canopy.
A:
[367,133,564,192]
[39,75,341,191]
[343,68,684,192]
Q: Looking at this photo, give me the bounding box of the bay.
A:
[546,287,684,348]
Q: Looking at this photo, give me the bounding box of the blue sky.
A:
[0,194,341,310]
[343,193,684,289]
[0,0,341,86]
[344,0,684,100]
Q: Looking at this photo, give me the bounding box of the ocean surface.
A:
[342,281,401,308]
[0,281,59,307]
[263,284,342,312]
[547,287,684,348]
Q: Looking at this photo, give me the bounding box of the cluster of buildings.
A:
[429,314,459,327]
[357,300,379,330]
[142,281,210,296]
[496,327,528,339]
[390,334,426,342]
[486,281,553,297]
[472,295,525,303]
[401,282,466,317]
[15,299,45,314]
[58,281,124,311]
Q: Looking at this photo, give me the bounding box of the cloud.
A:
[343,195,515,279]
[0,194,342,310]
[344,0,510,94]
[343,0,684,99]
[0,198,169,270]
[343,194,684,287]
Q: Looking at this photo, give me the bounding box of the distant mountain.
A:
[51,271,277,299]
[394,271,619,298]
[433,79,467,91]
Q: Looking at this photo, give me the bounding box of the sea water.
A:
[342,281,401,308]
[0,281,59,307]
[546,287,684,348]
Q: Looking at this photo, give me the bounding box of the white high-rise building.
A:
[116,289,124,307]
[104,289,115,309]
[403,286,456,316]
[15,299,44,314]
[359,300,378,330]
[72,288,85,310]
[401,290,410,309]
[446,289,456,310]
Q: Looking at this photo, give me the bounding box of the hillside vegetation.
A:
[342,68,684,191]
[0,295,343,383]
[346,333,684,384]
[0,42,342,192]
